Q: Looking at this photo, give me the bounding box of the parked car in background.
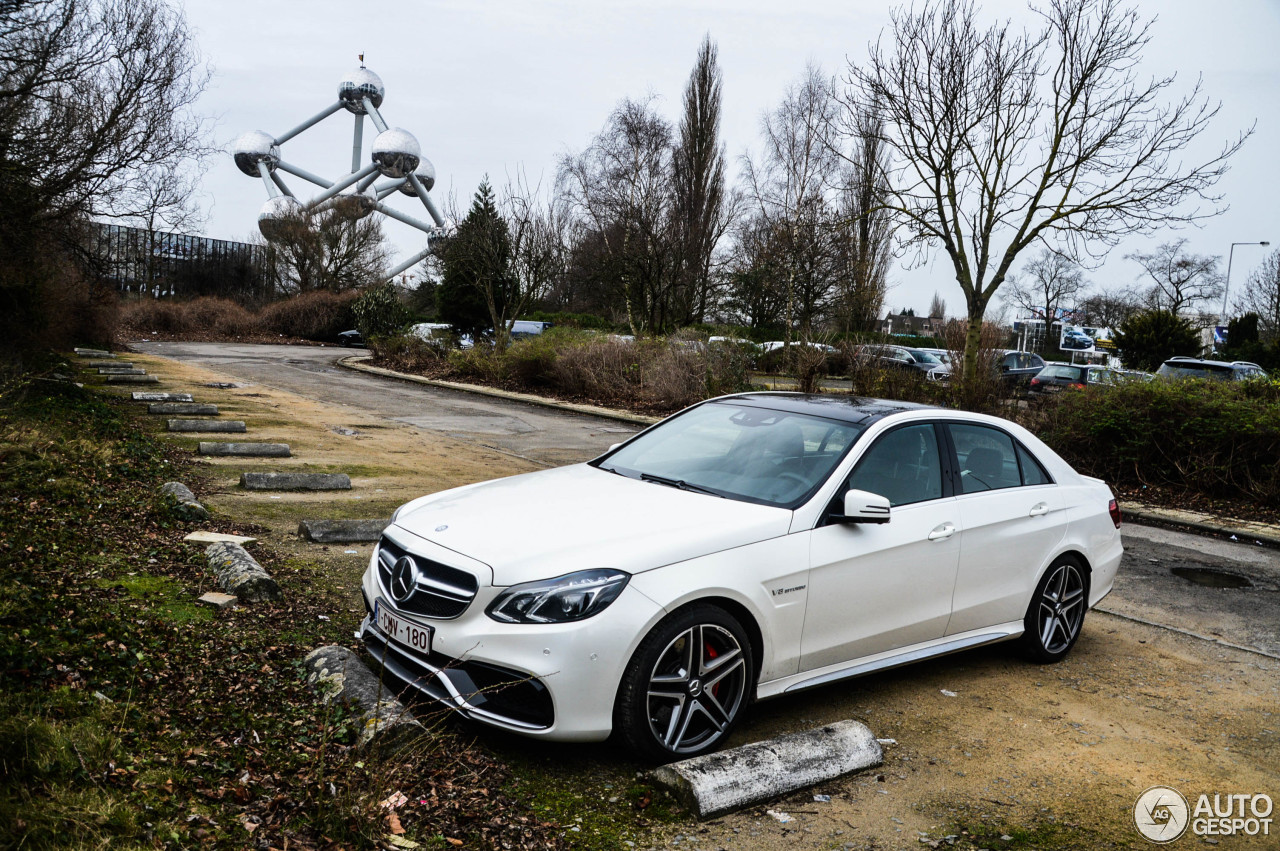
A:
[408,322,453,344]
[859,344,949,380]
[360,392,1123,761]
[510,319,553,340]
[337,329,365,348]
[1028,364,1119,397]
[998,350,1047,391]
[1156,357,1268,382]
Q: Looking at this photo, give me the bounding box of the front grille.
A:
[362,620,555,730]
[376,536,478,619]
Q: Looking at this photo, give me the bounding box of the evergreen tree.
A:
[437,180,513,341]
[1114,309,1200,372]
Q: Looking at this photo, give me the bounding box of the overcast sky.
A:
[183,0,1280,318]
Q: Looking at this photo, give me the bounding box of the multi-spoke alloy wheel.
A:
[1022,558,1088,663]
[615,605,754,762]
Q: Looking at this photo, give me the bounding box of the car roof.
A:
[710,392,936,425]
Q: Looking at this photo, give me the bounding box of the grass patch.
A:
[0,366,681,850]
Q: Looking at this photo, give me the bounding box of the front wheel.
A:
[1021,557,1089,663]
[614,605,754,763]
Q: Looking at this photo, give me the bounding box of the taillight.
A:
[1109,498,1122,528]
[1069,382,1085,389]
[1030,377,1041,386]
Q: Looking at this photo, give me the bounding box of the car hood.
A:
[390,464,793,586]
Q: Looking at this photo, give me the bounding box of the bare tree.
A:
[496,172,568,349]
[742,63,842,343]
[1078,287,1140,329]
[927,291,947,319]
[846,0,1247,379]
[827,103,892,334]
[1005,250,1087,347]
[257,208,389,295]
[1126,239,1223,317]
[671,35,735,325]
[558,97,675,335]
[1234,249,1280,342]
[722,212,789,330]
[0,0,210,226]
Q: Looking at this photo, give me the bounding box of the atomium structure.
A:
[231,64,451,281]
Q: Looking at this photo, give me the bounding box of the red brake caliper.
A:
[705,641,720,697]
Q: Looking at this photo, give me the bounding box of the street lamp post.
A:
[1220,240,1271,324]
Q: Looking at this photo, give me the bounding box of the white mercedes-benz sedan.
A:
[358,393,1123,761]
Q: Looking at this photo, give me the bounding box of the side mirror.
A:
[833,489,891,524]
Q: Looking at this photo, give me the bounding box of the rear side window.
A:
[949,424,1020,493]
[1016,443,1052,485]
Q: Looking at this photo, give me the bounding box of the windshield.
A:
[1039,365,1085,381]
[596,402,866,508]
[908,350,943,365]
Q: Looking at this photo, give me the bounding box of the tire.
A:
[1021,556,1089,663]
[614,604,755,763]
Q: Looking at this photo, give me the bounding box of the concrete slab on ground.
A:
[184,530,257,545]
[298,518,389,543]
[241,472,351,491]
[168,419,246,433]
[198,442,290,457]
[650,721,883,818]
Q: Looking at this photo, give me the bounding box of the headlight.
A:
[486,569,630,624]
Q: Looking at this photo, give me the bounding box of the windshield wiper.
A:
[639,472,724,497]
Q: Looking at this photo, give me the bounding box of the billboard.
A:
[1059,324,1108,353]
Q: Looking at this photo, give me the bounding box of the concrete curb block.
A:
[298,518,390,543]
[87,361,131,368]
[149,402,218,415]
[649,720,883,819]
[205,542,283,603]
[98,367,145,375]
[303,645,423,750]
[1121,502,1280,548]
[159,481,210,522]
[338,355,661,427]
[168,419,246,433]
[132,392,194,402]
[74,348,113,357]
[107,374,159,384]
[199,442,291,458]
[241,472,351,491]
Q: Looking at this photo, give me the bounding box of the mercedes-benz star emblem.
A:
[389,556,418,604]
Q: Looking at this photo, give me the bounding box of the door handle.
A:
[1028,503,1050,517]
[928,522,956,541]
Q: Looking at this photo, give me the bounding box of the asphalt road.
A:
[131,341,640,467]
[132,341,1280,657]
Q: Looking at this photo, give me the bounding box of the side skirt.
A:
[757,622,1025,700]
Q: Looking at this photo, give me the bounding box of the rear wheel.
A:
[1021,557,1088,663]
[615,605,754,763]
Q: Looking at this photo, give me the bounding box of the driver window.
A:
[846,424,942,507]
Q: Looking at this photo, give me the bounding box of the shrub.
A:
[352,284,410,340]
[259,290,359,340]
[1034,379,1280,505]
[367,334,445,372]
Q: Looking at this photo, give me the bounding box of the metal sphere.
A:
[371,128,421,178]
[322,185,378,220]
[231,130,279,177]
[257,196,304,241]
[398,157,437,196]
[338,67,385,115]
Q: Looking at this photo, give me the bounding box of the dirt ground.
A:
[115,349,1280,851]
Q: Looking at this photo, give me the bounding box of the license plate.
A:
[375,600,432,655]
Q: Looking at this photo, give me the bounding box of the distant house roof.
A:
[879,313,943,336]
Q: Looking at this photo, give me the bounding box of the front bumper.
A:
[358,557,665,742]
